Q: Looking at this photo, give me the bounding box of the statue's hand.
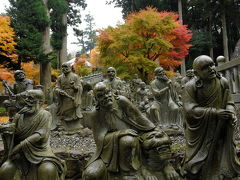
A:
[119,129,138,137]
[163,164,179,180]
[142,167,158,180]
[0,123,15,134]
[216,109,234,121]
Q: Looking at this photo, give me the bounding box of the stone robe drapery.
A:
[150,79,180,125]
[13,109,66,180]
[86,96,155,173]
[55,72,83,120]
[182,76,240,179]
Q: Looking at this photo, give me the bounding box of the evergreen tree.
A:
[7,0,50,65]
[74,13,97,57]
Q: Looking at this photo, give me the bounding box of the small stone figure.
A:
[83,82,179,180]
[54,62,83,131]
[0,89,66,180]
[136,81,150,113]
[103,67,124,95]
[2,70,33,120]
[181,69,194,87]
[181,55,240,180]
[149,67,182,128]
[81,82,94,111]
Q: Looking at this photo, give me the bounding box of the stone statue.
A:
[181,69,194,87]
[0,89,66,180]
[2,70,33,120]
[83,82,179,180]
[54,62,83,131]
[81,81,94,111]
[135,81,150,113]
[181,55,240,180]
[149,67,182,128]
[103,67,124,95]
[131,74,143,103]
[12,70,34,94]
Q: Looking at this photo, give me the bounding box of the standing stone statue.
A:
[0,89,66,180]
[2,70,33,120]
[83,82,179,180]
[81,82,94,111]
[149,67,182,128]
[181,55,240,180]
[54,62,83,131]
[181,69,194,88]
[103,67,124,95]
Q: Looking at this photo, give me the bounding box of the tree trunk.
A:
[221,7,229,61]
[59,12,68,66]
[178,0,186,76]
[209,15,214,59]
[40,0,52,101]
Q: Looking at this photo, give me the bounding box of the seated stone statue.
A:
[0,89,66,180]
[83,82,179,180]
[181,55,240,180]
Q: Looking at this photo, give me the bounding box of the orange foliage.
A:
[21,62,40,84]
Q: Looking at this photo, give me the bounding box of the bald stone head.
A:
[193,55,216,80]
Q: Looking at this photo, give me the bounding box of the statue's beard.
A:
[157,76,168,81]
[18,105,37,114]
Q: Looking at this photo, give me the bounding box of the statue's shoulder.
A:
[40,108,51,115]
[219,76,229,88]
[57,74,64,79]
[117,95,132,107]
[185,77,197,91]
[71,72,79,78]
[24,78,33,84]
[150,79,157,86]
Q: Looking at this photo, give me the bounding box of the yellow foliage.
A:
[89,46,102,69]
[0,16,17,60]
[0,116,9,124]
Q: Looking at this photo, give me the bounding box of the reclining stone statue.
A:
[82,82,179,180]
[0,89,66,180]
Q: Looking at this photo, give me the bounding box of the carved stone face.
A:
[193,56,216,80]
[94,83,114,109]
[14,71,25,81]
[156,70,168,82]
[141,130,171,150]
[62,64,71,74]
[22,90,43,114]
[186,69,194,78]
[107,67,116,81]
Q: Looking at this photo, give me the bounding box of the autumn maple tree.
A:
[0,16,18,69]
[97,8,192,80]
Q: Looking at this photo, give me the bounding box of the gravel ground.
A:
[50,128,96,153]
